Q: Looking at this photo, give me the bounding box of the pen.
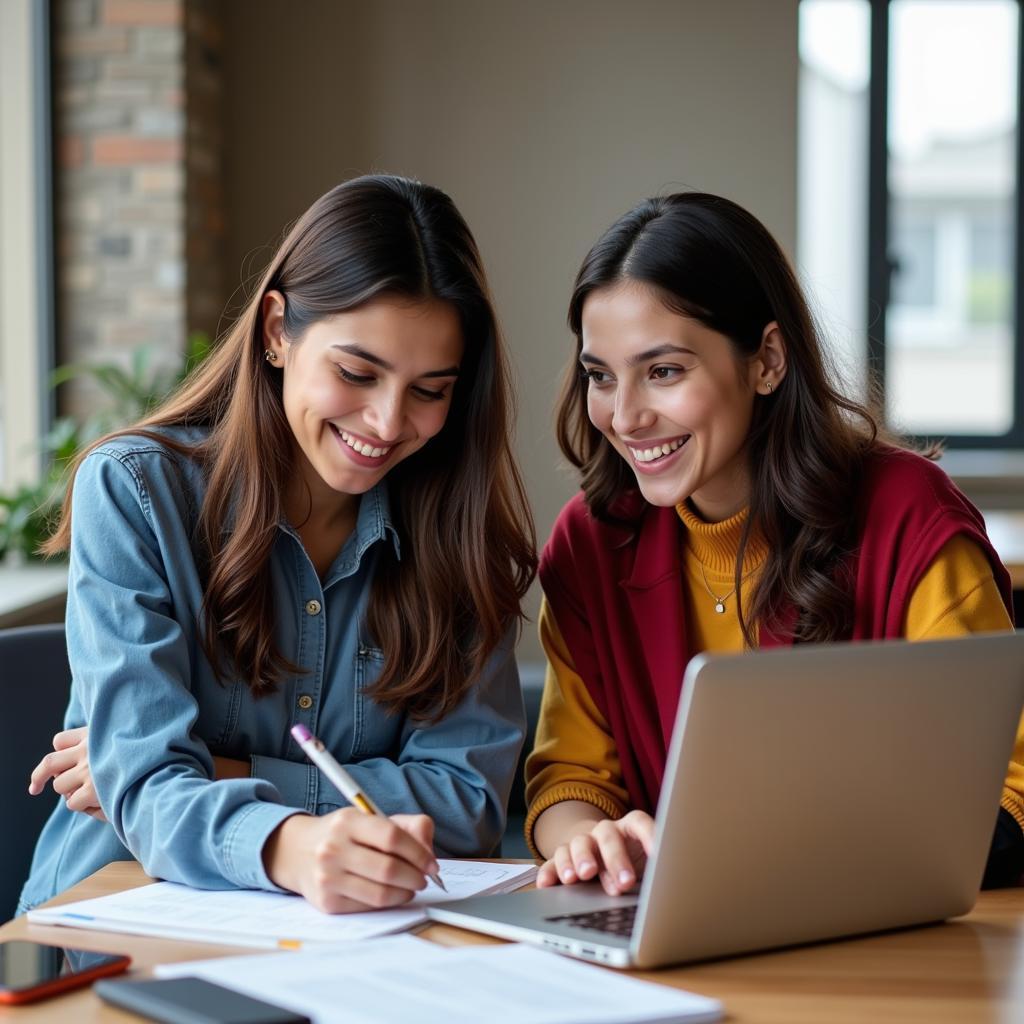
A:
[289,723,446,892]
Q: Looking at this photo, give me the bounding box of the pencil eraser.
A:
[291,724,312,743]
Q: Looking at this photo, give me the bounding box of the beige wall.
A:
[221,0,798,663]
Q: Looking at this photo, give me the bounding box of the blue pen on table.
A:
[289,723,446,892]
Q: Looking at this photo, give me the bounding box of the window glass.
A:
[886,0,1018,436]
[798,0,871,399]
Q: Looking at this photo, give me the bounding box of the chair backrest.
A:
[501,663,544,858]
[0,624,71,921]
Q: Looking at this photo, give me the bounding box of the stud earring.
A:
[764,381,774,394]
[264,350,278,363]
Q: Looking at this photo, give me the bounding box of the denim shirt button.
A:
[297,694,314,710]
[304,599,322,616]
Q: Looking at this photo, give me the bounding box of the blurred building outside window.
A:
[798,0,871,400]
[798,0,1021,444]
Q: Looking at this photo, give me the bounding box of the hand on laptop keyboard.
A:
[535,809,655,896]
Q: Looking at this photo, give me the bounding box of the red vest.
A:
[539,448,1014,815]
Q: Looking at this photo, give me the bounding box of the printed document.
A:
[28,860,536,949]
[156,934,724,1024]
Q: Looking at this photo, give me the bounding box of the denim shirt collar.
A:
[277,480,401,587]
[350,480,402,564]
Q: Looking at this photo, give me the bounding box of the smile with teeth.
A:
[628,436,688,464]
[336,427,392,459]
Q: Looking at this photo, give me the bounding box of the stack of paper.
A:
[155,934,724,1024]
[28,860,536,949]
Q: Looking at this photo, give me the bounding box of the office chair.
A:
[501,663,544,858]
[0,623,71,922]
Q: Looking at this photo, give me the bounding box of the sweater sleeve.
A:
[902,533,1024,883]
[902,533,1013,640]
[523,596,630,857]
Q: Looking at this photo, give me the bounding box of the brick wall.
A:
[52,0,223,419]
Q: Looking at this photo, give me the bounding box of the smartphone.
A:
[94,977,312,1024]
[0,940,131,1004]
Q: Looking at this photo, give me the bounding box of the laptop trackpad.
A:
[428,884,639,949]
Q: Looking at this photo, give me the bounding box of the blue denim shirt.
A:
[19,429,525,912]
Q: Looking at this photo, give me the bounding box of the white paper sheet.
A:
[28,860,536,949]
[155,936,724,1024]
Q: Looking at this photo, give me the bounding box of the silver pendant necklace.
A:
[699,563,736,614]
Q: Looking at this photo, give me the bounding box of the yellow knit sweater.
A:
[525,505,1021,854]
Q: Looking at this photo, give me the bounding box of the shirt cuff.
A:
[221,800,307,892]
[250,755,318,813]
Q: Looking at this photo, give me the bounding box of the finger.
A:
[536,859,561,888]
[553,844,577,885]
[52,763,90,797]
[313,872,417,913]
[348,815,438,876]
[74,779,100,810]
[28,749,80,794]
[392,813,435,853]
[567,834,601,881]
[343,841,429,894]
[53,726,88,751]
[65,786,100,814]
[306,890,368,915]
[309,836,422,909]
[620,810,657,856]
[598,866,618,894]
[592,820,636,894]
[85,807,107,823]
[345,875,417,909]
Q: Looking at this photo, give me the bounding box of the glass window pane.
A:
[886,0,1018,436]
[798,0,871,400]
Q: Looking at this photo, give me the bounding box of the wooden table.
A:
[4,864,1024,1023]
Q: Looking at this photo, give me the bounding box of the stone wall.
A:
[52,0,222,418]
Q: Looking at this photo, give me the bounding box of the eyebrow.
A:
[330,343,460,378]
[579,344,697,368]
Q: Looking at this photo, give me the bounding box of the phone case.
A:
[93,977,312,1024]
[0,949,130,1005]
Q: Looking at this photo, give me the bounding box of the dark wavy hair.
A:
[557,191,889,646]
[46,174,537,720]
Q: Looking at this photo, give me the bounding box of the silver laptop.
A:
[429,632,1024,968]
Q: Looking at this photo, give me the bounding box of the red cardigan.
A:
[538,447,1013,815]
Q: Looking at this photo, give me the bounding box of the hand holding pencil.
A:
[260,728,443,914]
[291,724,446,891]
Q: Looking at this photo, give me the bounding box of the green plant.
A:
[0,332,212,563]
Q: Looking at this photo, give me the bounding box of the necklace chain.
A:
[698,562,758,614]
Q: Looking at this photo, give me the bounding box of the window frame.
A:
[867,0,1024,448]
[0,0,54,489]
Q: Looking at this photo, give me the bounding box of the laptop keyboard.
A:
[545,903,638,938]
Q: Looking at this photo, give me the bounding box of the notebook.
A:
[429,633,1024,968]
[29,860,536,949]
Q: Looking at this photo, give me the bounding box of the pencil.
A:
[289,723,446,892]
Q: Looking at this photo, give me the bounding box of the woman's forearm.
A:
[533,799,608,859]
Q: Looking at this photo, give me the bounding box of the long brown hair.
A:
[46,175,537,720]
[557,192,888,646]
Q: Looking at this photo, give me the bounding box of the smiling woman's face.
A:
[581,280,763,522]
[264,292,464,512]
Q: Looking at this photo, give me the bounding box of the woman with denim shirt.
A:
[21,175,536,915]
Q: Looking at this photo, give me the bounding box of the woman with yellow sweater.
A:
[527,192,1022,896]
